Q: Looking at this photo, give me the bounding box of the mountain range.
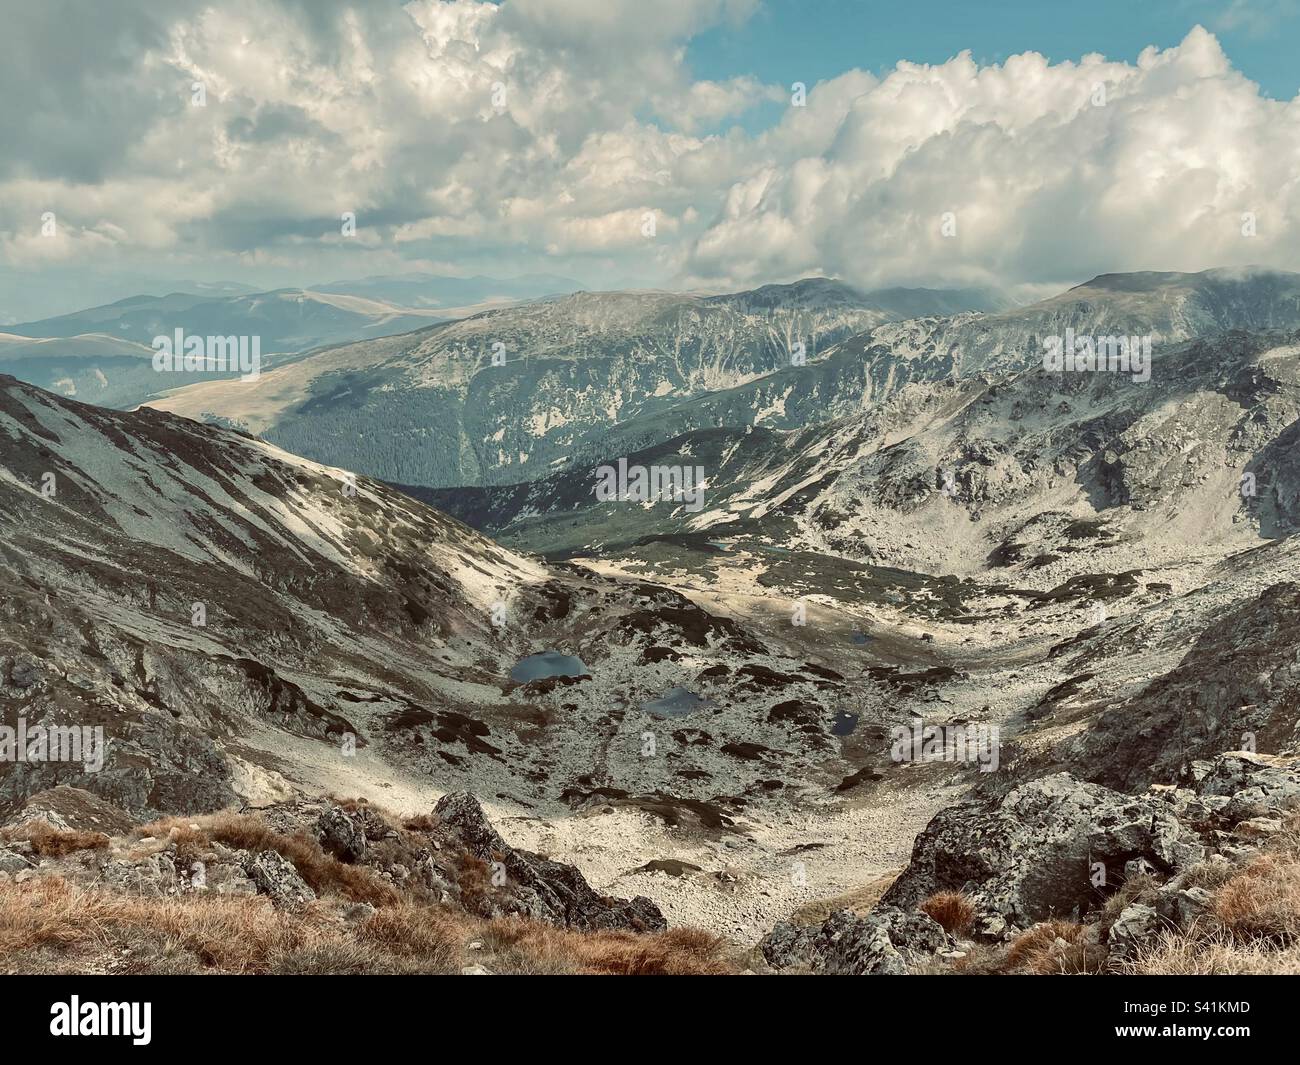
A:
[4,266,1300,975]
[0,272,586,411]
[143,277,1014,487]
[135,268,1300,495]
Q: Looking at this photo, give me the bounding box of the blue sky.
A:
[688,0,1300,132]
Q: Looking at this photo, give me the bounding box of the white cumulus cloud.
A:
[0,5,1296,311]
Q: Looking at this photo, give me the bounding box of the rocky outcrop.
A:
[1107,903,1162,957]
[759,752,1300,972]
[433,791,666,932]
[761,905,950,975]
[0,846,33,874]
[762,911,903,975]
[1187,752,1300,823]
[245,850,315,909]
[1069,583,1300,790]
[0,787,668,944]
[879,772,1203,933]
[0,677,241,821]
[0,786,136,835]
[316,804,380,863]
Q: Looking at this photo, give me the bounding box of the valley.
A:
[5,269,1300,972]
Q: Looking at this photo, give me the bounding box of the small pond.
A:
[831,711,859,736]
[510,651,589,683]
[641,687,712,718]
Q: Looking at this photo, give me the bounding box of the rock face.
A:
[0,721,235,827]
[245,851,316,909]
[1107,903,1162,958]
[1069,583,1300,789]
[0,846,33,874]
[878,773,1204,933]
[433,792,666,932]
[0,786,136,835]
[759,752,1300,971]
[1187,752,1300,823]
[761,906,950,975]
[147,280,937,489]
[316,805,374,863]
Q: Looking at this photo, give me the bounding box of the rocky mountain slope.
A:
[0,373,547,817]
[425,327,1300,576]
[148,268,1300,495]
[144,279,1008,488]
[1,375,946,942]
[5,267,1300,973]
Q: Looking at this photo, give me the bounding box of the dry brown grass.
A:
[137,811,399,906]
[1178,859,1239,892]
[945,943,1009,974]
[0,877,737,976]
[2,821,110,857]
[1032,938,1110,974]
[0,877,330,972]
[1097,872,1157,936]
[1122,928,1300,975]
[1212,853,1300,943]
[1093,825,1300,974]
[1,795,741,976]
[1270,812,1300,856]
[788,871,898,925]
[479,919,735,975]
[357,904,462,965]
[1005,920,1092,972]
[920,891,975,935]
[454,853,493,917]
[937,919,1110,976]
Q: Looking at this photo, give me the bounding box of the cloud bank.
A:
[1,0,1298,310]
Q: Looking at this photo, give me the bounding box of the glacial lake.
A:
[510,651,589,683]
[641,687,712,718]
[831,711,859,736]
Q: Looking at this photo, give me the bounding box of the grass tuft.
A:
[920,891,975,935]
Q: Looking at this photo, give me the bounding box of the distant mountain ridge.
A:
[4,288,440,350]
[421,325,1300,575]
[312,271,583,309]
[145,277,1014,488]
[0,272,591,410]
